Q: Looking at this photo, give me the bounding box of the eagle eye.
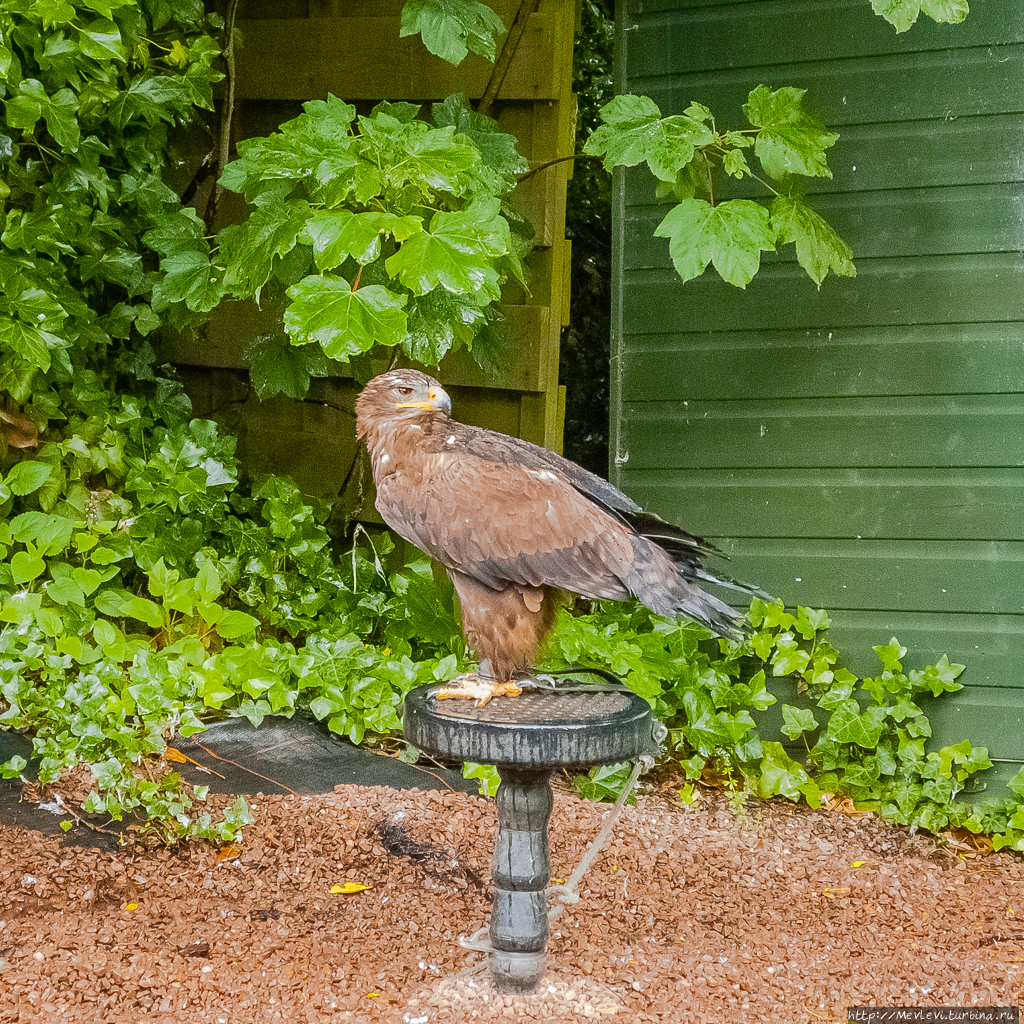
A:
[396,386,413,397]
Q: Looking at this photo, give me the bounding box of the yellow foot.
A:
[436,675,522,707]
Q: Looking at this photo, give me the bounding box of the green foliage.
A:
[0,373,473,839]
[871,0,969,33]
[213,93,528,394]
[538,596,1022,851]
[0,0,983,846]
[0,0,223,402]
[585,88,854,287]
[400,0,506,65]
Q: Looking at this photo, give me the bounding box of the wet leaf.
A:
[330,882,373,894]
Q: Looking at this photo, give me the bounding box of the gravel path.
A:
[0,782,1021,1022]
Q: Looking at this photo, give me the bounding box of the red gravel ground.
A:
[0,782,1021,1023]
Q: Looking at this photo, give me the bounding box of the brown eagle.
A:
[356,369,755,703]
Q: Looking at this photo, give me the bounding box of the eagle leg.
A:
[444,573,559,706]
[436,672,523,706]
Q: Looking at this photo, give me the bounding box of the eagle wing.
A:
[373,440,638,603]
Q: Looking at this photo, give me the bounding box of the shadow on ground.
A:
[0,716,476,849]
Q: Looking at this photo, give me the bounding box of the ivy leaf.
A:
[772,195,855,285]
[744,85,837,180]
[755,742,821,807]
[400,0,506,65]
[771,632,812,676]
[110,76,192,131]
[80,0,135,16]
[654,198,774,288]
[77,18,127,63]
[871,0,969,32]
[873,638,908,673]
[0,317,58,373]
[781,705,818,740]
[284,276,408,359]
[33,0,77,26]
[935,739,991,781]
[828,704,887,749]
[5,81,79,152]
[21,81,81,152]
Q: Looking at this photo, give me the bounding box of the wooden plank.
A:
[625,1,1024,79]
[817,610,1024,692]
[632,44,1024,130]
[235,13,560,101]
[619,324,1024,402]
[439,304,552,391]
[627,183,1024,265]
[621,253,1024,334]
[703,537,1024,616]
[754,676,1024,766]
[621,468,1024,542]
[170,301,553,392]
[619,393,1024,470]
[625,115,1024,204]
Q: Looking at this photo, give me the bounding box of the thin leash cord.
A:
[456,755,651,961]
[546,755,649,922]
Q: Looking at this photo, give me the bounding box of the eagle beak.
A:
[396,387,451,414]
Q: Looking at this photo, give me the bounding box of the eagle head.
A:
[355,369,452,445]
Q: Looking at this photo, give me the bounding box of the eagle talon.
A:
[436,675,523,706]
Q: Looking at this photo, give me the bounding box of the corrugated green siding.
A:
[611,1,1024,760]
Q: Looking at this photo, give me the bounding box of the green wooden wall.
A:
[611,0,1024,777]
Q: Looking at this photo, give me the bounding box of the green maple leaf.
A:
[301,210,422,271]
[772,195,855,285]
[284,276,408,359]
[400,0,506,65]
[871,0,969,32]
[245,337,332,401]
[143,208,207,257]
[654,198,775,288]
[431,94,528,182]
[364,119,482,199]
[219,200,311,297]
[744,85,837,180]
[405,288,486,364]
[385,198,509,299]
[152,250,222,312]
[583,94,715,182]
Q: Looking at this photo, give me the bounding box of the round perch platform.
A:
[403,683,655,993]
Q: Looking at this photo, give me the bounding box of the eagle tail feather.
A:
[626,536,755,642]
